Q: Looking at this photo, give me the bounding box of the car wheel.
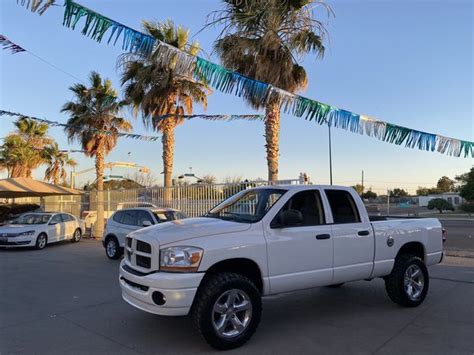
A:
[385,254,429,307]
[35,233,47,250]
[71,229,82,243]
[105,237,122,260]
[192,272,262,350]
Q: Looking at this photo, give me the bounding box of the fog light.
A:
[152,291,166,306]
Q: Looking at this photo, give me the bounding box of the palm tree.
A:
[210,0,329,181]
[121,20,208,199]
[0,118,51,177]
[43,143,77,185]
[61,71,131,238]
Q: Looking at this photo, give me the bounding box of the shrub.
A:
[427,198,454,213]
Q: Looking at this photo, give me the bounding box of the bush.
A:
[427,198,454,213]
[459,203,474,214]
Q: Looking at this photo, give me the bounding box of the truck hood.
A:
[132,217,251,246]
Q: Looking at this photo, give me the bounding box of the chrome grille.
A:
[124,235,157,272]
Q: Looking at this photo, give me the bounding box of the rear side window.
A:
[113,211,124,223]
[121,210,138,226]
[325,190,361,224]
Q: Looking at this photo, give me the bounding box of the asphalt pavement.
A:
[1,240,473,355]
[440,219,474,255]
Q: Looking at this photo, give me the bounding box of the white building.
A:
[418,192,464,207]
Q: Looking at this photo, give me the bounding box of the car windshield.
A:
[152,210,176,223]
[206,188,287,223]
[14,214,51,225]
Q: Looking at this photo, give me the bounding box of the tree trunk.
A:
[162,118,176,203]
[93,148,105,239]
[265,102,281,182]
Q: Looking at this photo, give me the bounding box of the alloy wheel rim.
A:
[212,289,252,338]
[404,264,424,301]
[38,236,46,248]
[107,241,116,257]
[74,230,80,241]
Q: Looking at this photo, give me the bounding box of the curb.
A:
[445,249,474,259]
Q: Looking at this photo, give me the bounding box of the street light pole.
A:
[328,122,333,185]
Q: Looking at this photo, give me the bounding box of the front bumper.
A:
[119,260,204,316]
[0,236,35,247]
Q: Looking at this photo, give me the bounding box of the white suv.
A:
[102,207,187,259]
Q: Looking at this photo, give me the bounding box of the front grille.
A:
[136,240,151,253]
[136,255,151,268]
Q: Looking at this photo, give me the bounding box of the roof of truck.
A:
[254,184,351,191]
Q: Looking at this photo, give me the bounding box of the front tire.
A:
[385,254,429,307]
[35,233,47,250]
[71,229,82,243]
[192,272,262,350]
[105,237,122,260]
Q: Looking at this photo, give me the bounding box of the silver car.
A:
[102,207,187,259]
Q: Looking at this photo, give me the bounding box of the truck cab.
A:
[119,185,443,350]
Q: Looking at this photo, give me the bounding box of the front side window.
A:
[113,211,123,223]
[325,190,361,224]
[136,211,154,226]
[273,190,326,227]
[207,188,287,223]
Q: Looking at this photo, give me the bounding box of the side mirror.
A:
[49,221,58,226]
[272,209,303,228]
[142,220,152,227]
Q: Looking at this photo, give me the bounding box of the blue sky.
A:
[0,0,472,193]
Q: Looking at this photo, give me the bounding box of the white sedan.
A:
[0,212,85,250]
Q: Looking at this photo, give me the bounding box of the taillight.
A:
[442,228,446,243]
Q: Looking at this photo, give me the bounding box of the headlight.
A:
[160,246,203,272]
[17,230,35,237]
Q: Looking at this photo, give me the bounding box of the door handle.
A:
[315,234,331,240]
[358,230,370,236]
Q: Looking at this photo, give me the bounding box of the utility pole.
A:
[328,122,333,185]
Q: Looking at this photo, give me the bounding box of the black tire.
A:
[191,272,262,350]
[385,254,429,307]
[326,283,344,288]
[105,237,122,260]
[71,229,82,243]
[35,233,47,250]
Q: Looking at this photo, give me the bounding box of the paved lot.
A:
[440,219,474,254]
[1,240,473,355]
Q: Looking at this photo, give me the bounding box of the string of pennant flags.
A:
[0,34,26,54]
[12,0,474,158]
[0,110,161,142]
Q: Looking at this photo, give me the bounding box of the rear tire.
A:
[35,233,47,250]
[71,229,82,243]
[105,237,121,260]
[385,254,429,307]
[192,272,262,350]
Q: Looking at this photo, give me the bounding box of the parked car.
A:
[0,212,85,250]
[116,202,158,210]
[119,185,443,350]
[102,207,187,260]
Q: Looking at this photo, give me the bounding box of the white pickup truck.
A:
[119,185,443,350]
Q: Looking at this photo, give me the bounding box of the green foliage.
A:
[416,187,441,196]
[362,190,377,199]
[436,176,455,193]
[427,198,454,213]
[456,168,474,202]
[62,71,131,158]
[389,188,409,198]
[459,203,474,213]
[351,184,364,195]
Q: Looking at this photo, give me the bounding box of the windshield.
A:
[152,211,176,223]
[14,214,51,225]
[206,188,287,223]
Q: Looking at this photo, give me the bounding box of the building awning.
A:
[0,177,82,198]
